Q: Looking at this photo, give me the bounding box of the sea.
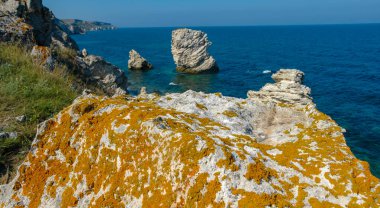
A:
[72,24,380,177]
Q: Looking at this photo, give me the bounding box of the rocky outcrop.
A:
[171,28,219,73]
[82,55,128,95]
[0,0,128,96]
[0,69,379,207]
[0,0,77,49]
[128,49,153,70]
[248,69,313,106]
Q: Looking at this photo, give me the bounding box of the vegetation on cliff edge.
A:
[0,43,79,183]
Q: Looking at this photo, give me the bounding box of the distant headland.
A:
[57,19,117,35]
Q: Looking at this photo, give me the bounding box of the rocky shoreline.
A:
[0,0,379,207]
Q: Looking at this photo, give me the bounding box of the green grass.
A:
[0,43,79,181]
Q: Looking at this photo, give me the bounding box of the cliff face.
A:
[0,0,77,49]
[0,70,378,207]
[0,0,128,96]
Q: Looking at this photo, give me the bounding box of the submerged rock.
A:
[0,69,378,207]
[171,28,218,73]
[128,49,153,70]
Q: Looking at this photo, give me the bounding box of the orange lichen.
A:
[232,189,291,208]
[245,158,278,184]
[61,187,78,208]
[195,103,207,111]
[222,110,238,118]
[2,97,379,207]
[309,198,340,207]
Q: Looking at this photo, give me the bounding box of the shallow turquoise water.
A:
[72,24,380,177]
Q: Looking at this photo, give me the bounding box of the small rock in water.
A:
[139,87,147,96]
[128,50,153,70]
[263,70,272,74]
[82,48,88,57]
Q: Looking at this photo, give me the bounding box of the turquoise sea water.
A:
[72,24,380,177]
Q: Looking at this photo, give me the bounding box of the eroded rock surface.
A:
[128,50,153,70]
[248,69,313,106]
[171,28,218,73]
[82,55,128,95]
[0,0,77,49]
[0,70,379,207]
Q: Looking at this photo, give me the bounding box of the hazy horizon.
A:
[45,0,380,27]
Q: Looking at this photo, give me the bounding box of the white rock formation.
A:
[82,55,128,95]
[248,69,313,106]
[81,48,88,57]
[128,49,153,70]
[171,28,218,73]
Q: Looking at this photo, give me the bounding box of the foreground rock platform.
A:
[0,70,379,207]
[172,28,219,74]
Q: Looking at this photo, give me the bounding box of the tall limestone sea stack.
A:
[172,28,219,73]
[0,70,378,207]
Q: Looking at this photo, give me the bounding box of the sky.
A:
[45,0,380,27]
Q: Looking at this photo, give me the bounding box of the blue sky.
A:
[45,0,380,27]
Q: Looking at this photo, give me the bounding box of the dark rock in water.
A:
[171,28,219,74]
[128,49,153,70]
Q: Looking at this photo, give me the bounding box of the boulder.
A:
[272,69,304,84]
[171,28,218,73]
[128,50,153,70]
[83,55,128,95]
[1,80,379,207]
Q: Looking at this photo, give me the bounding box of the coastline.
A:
[1,0,379,207]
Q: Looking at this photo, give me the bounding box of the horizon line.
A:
[110,22,380,29]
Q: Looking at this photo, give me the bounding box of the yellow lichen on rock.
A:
[0,93,379,208]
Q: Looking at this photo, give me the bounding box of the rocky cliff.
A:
[0,0,128,96]
[0,0,77,49]
[59,19,117,35]
[0,70,378,207]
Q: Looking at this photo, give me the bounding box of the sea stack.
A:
[128,49,153,70]
[171,28,219,73]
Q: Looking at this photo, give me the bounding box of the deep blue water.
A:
[72,24,380,177]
